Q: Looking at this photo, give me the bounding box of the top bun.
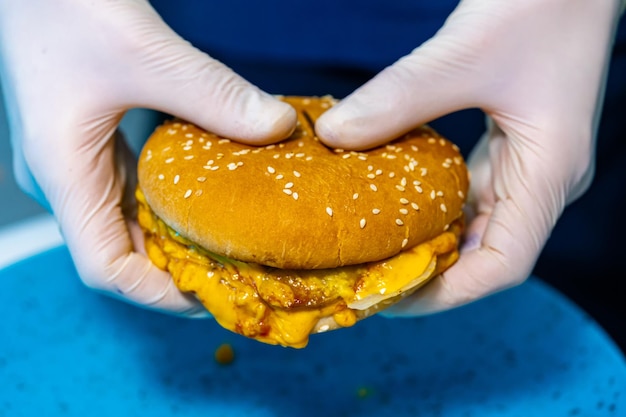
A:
[137,96,469,269]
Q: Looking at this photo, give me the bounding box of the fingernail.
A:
[461,233,480,253]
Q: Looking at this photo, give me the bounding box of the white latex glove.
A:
[316,0,623,316]
[0,0,296,316]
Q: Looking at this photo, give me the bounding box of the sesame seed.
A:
[305,156,313,161]
[293,171,301,178]
[163,147,171,152]
[276,174,284,180]
[428,138,437,144]
[379,288,387,295]
[401,238,409,248]
[360,218,367,229]
[206,160,214,165]
[342,154,351,159]
[358,155,368,161]
[296,153,305,158]
[184,189,192,199]
[400,198,409,204]
[265,144,276,150]
[372,208,381,215]
[375,169,383,176]
[216,153,224,159]
[420,168,428,176]
[285,153,294,159]
[370,184,378,192]
[184,155,194,160]
[395,219,404,226]
[158,174,164,180]
[353,193,359,200]
[439,139,446,146]
[197,176,207,182]
[458,190,465,199]
[195,190,203,197]
[440,203,447,213]
[185,133,193,138]
[367,173,376,179]
[273,154,280,159]
[430,190,436,200]
[267,166,276,174]
[411,145,419,152]
[326,207,333,217]
[319,324,330,332]
[386,154,397,159]
[183,147,192,152]
[415,185,423,193]
[400,177,407,187]
[395,185,406,192]
[411,202,420,211]
[368,165,374,171]
[399,208,409,215]
[436,191,444,197]
[165,157,175,164]
[283,189,293,195]
[292,192,299,200]
[284,182,294,189]
[389,172,396,178]
[218,139,231,144]
[227,163,238,170]
[173,175,180,185]
[210,166,220,171]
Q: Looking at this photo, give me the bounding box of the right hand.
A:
[0,0,296,317]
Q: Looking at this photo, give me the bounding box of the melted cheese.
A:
[136,189,460,348]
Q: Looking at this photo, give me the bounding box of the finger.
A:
[30,125,208,317]
[384,133,559,317]
[121,3,296,144]
[315,4,485,149]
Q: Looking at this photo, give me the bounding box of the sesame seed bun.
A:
[136,96,469,348]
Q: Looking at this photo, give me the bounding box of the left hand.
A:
[316,0,623,316]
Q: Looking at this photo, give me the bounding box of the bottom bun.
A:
[137,187,462,348]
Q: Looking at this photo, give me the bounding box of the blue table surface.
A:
[1,245,625,417]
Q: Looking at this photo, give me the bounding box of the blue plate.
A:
[1,246,625,417]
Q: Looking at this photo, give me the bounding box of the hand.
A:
[316,0,623,315]
[0,0,296,316]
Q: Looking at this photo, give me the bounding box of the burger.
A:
[136,96,469,348]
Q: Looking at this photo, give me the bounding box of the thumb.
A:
[119,3,296,144]
[315,4,484,149]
